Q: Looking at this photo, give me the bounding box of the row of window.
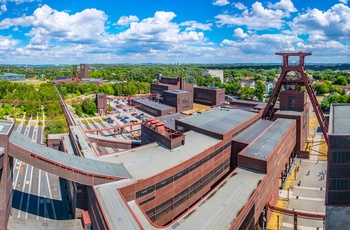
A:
[330,178,350,191]
[136,142,231,199]
[330,151,350,164]
[144,158,230,222]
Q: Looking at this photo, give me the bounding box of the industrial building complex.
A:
[0,52,349,229]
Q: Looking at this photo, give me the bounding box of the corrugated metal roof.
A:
[133,98,174,110]
[179,108,257,135]
[233,119,273,143]
[240,118,294,160]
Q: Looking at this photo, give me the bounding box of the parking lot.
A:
[107,97,150,127]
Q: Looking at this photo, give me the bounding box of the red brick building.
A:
[194,86,225,106]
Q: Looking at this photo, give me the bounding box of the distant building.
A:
[150,76,194,96]
[131,98,176,117]
[96,94,107,115]
[80,64,89,79]
[240,80,255,89]
[202,70,224,83]
[0,73,25,81]
[194,86,225,106]
[265,82,274,94]
[162,90,193,112]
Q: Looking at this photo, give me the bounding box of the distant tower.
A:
[96,94,107,115]
[80,64,89,79]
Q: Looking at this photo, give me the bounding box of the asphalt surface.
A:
[12,125,70,221]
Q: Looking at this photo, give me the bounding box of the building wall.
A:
[327,135,350,205]
[131,100,176,117]
[80,64,89,79]
[119,139,231,227]
[194,87,225,106]
[162,91,193,113]
[87,187,109,230]
[150,84,177,95]
[0,125,14,230]
[280,90,306,111]
[141,124,185,150]
[95,94,107,114]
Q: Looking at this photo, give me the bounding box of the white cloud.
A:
[234,2,247,10]
[268,0,297,13]
[10,0,35,4]
[116,15,139,26]
[115,11,205,45]
[221,33,301,54]
[1,4,6,12]
[213,0,230,6]
[339,0,348,4]
[290,4,350,40]
[180,21,212,31]
[0,35,19,51]
[216,2,287,29]
[233,28,248,38]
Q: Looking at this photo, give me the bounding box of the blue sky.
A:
[0,0,349,64]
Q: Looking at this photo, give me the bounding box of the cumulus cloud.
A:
[234,2,247,10]
[339,0,348,4]
[0,4,108,45]
[290,4,350,40]
[213,0,230,6]
[215,1,287,29]
[1,4,6,12]
[115,11,205,45]
[221,33,301,54]
[0,35,19,51]
[180,21,212,31]
[268,0,297,13]
[116,15,139,26]
[233,28,248,38]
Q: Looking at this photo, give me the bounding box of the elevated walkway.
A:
[9,131,132,186]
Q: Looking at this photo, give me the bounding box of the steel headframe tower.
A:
[262,52,329,145]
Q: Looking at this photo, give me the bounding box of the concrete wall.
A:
[326,206,350,229]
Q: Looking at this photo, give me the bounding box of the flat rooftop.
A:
[240,118,295,160]
[330,104,350,134]
[99,130,220,180]
[132,98,174,111]
[195,86,224,91]
[233,119,273,143]
[178,108,257,135]
[10,131,132,179]
[0,120,14,135]
[125,167,265,230]
[164,89,191,94]
[275,110,303,116]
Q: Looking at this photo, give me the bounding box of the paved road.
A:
[12,125,70,221]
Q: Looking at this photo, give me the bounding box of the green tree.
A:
[82,98,97,115]
[333,76,348,86]
[254,81,266,101]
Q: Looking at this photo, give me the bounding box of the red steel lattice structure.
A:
[262,52,329,145]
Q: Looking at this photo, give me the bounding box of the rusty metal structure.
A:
[262,52,329,145]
